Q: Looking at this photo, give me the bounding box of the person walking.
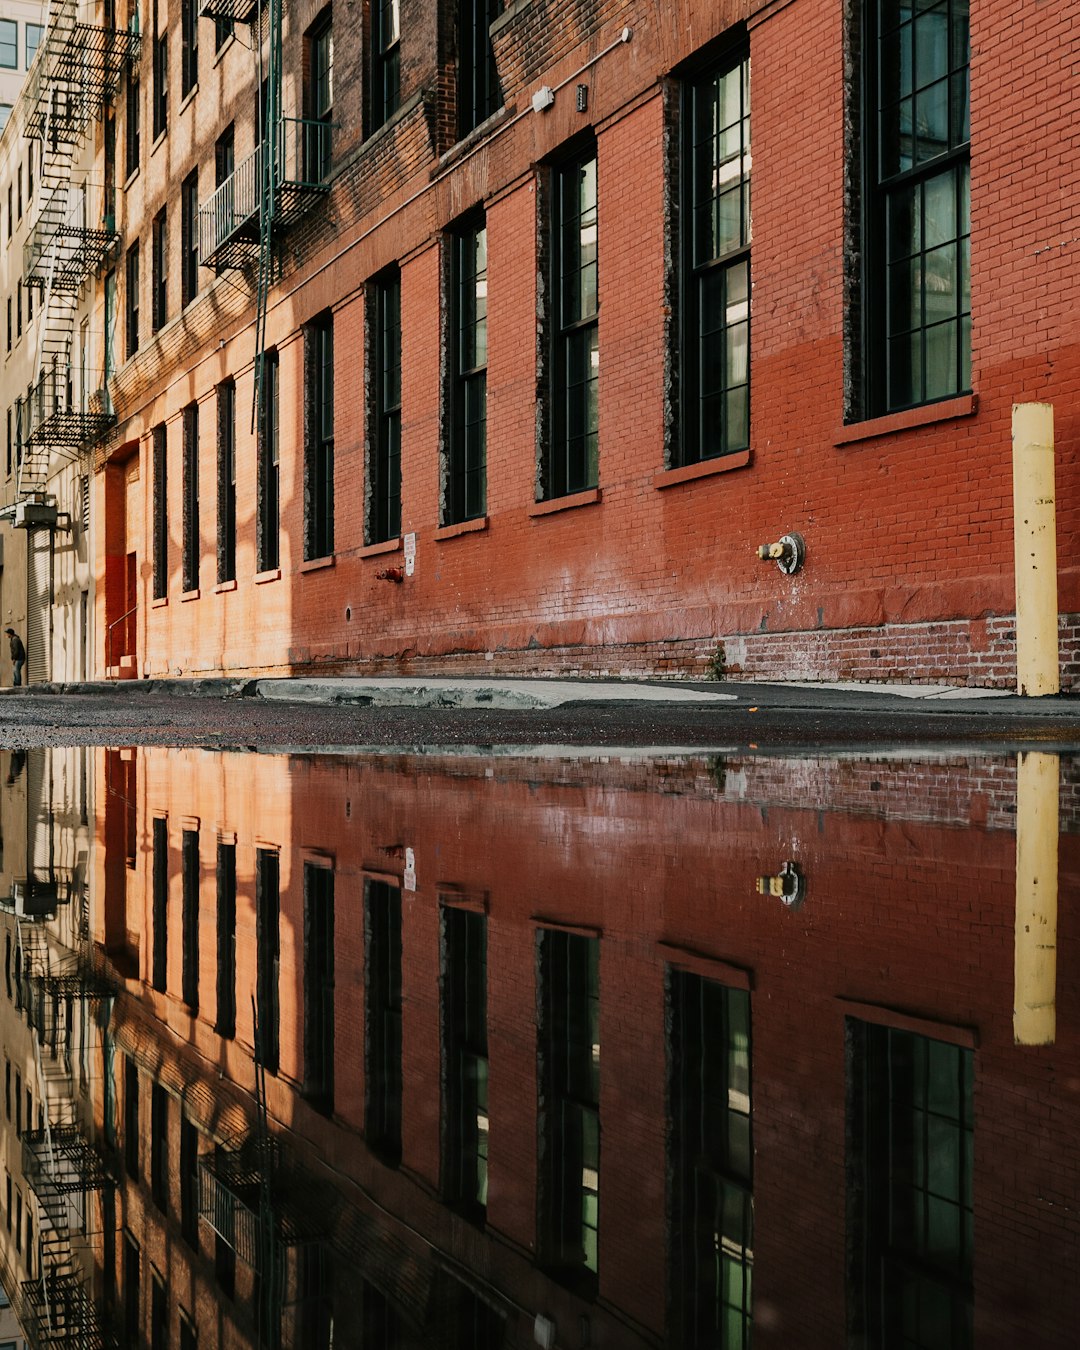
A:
[5,628,25,687]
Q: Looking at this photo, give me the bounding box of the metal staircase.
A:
[14,1,140,511]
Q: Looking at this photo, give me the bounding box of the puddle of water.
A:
[0,746,1073,1348]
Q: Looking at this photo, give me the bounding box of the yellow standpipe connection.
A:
[1012,402,1059,695]
[1014,750,1058,1046]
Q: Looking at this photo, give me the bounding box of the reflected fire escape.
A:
[13,1,140,521]
[1,748,115,1348]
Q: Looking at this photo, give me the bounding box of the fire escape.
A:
[12,1,140,527]
[197,0,330,432]
[1,749,116,1348]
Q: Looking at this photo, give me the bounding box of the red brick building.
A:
[82,744,1080,1348]
[70,0,1073,686]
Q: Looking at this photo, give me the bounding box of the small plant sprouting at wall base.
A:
[707,644,727,681]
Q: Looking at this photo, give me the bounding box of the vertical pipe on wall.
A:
[1014,750,1058,1046]
[1012,402,1059,695]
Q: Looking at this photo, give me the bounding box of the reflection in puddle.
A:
[0,746,1074,1347]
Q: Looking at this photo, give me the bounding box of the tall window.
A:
[125,243,139,358]
[538,929,599,1289]
[180,1116,199,1251]
[306,314,334,559]
[151,208,167,332]
[215,124,234,190]
[181,828,199,1011]
[683,52,750,464]
[447,220,487,523]
[306,12,333,182]
[371,0,400,130]
[123,1057,140,1177]
[851,1022,973,1349]
[256,850,280,1075]
[303,863,335,1114]
[258,351,280,571]
[181,0,198,97]
[365,880,402,1164]
[458,0,502,137]
[215,17,233,53]
[216,380,236,583]
[549,148,598,498]
[442,907,488,1219]
[215,842,236,1039]
[152,16,168,139]
[152,424,168,599]
[862,0,971,414]
[669,971,752,1349]
[150,1084,168,1213]
[151,817,168,992]
[125,66,140,178]
[181,170,199,305]
[26,24,43,67]
[124,1233,141,1343]
[182,402,199,592]
[369,270,401,543]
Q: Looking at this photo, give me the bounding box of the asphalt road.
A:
[1,682,1079,753]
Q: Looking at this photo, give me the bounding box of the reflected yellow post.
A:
[1014,750,1059,1045]
[1012,402,1059,696]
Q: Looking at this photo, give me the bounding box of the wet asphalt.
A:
[0,680,1078,754]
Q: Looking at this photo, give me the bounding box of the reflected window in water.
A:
[442,903,489,1220]
[366,879,403,1165]
[852,1021,974,1350]
[302,861,335,1115]
[669,971,753,1350]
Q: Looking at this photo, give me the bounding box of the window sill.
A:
[180,588,200,603]
[254,567,281,585]
[359,537,402,558]
[213,36,236,68]
[214,579,237,594]
[435,516,488,541]
[123,166,140,192]
[528,487,601,518]
[655,449,751,489]
[151,595,168,609]
[299,554,335,573]
[836,393,977,446]
[179,85,198,115]
[151,129,167,156]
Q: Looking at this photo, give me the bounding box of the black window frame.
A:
[305,312,334,560]
[180,1115,200,1251]
[441,905,488,1220]
[180,169,199,307]
[537,927,600,1292]
[364,879,402,1165]
[547,144,599,499]
[180,0,198,98]
[125,62,141,179]
[257,350,280,572]
[181,401,199,593]
[152,18,168,140]
[255,849,280,1075]
[302,861,335,1115]
[181,826,199,1011]
[151,207,167,333]
[458,0,503,138]
[371,0,400,131]
[368,269,401,544]
[124,243,139,359]
[150,1083,168,1213]
[216,379,236,584]
[680,47,751,466]
[152,424,168,599]
[215,841,236,1039]
[305,10,333,183]
[859,0,971,418]
[446,217,487,524]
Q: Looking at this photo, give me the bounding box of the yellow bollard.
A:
[1014,750,1058,1045]
[1012,402,1059,695]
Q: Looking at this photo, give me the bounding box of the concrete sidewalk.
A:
[3,672,1076,716]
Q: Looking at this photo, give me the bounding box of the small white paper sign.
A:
[404,532,416,577]
[403,845,416,891]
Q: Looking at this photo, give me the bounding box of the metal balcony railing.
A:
[20,360,115,452]
[199,118,332,271]
[199,0,262,22]
[24,183,118,292]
